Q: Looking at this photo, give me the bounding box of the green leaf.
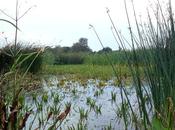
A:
[151,117,168,130]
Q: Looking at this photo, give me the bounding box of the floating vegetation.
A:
[78,107,89,121]
[58,79,66,86]
[97,80,106,87]
[111,91,116,102]
[67,122,87,130]
[94,89,103,97]
[88,99,96,110]
[103,123,112,130]
[94,105,102,115]
[71,87,77,96]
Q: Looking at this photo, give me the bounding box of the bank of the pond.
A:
[42,65,134,80]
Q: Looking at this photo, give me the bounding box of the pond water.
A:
[24,75,151,130]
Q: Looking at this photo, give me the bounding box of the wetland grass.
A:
[88,0,175,129]
[78,107,89,121]
[0,1,71,129]
[103,0,175,129]
[111,91,116,102]
[2,0,175,129]
[42,64,132,81]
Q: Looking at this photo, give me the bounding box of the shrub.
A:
[19,46,43,74]
[0,49,14,73]
[54,52,85,65]
[0,44,43,74]
[42,50,55,65]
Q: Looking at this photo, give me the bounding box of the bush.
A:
[19,46,43,74]
[0,44,43,74]
[54,52,85,65]
[84,51,131,65]
[0,50,14,73]
[42,50,55,65]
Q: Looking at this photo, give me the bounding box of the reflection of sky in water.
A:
[25,75,152,130]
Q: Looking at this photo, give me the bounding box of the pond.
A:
[24,75,150,130]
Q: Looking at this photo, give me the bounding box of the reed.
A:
[78,107,89,121]
[0,1,71,129]
[105,0,175,129]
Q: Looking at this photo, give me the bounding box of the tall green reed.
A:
[90,0,175,129]
[90,23,139,130]
[104,0,175,129]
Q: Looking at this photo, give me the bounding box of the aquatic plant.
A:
[53,94,61,104]
[42,93,49,103]
[67,122,87,130]
[71,87,77,96]
[0,1,70,129]
[78,107,89,121]
[103,0,175,129]
[94,104,102,115]
[111,91,116,102]
[103,123,112,130]
[86,97,92,105]
[86,98,96,110]
[98,80,106,87]
[48,103,71,130]
[94,90,100,97]
[58,79,66,86]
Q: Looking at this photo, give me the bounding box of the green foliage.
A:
[0,50,14,73]
[84,51,128,65]
[42,50,55,65]
[151,117,169,130]
[104,0,175,129]
[72,38,92,52]
[0,44,43,74]
[0,46,44,130]
[14,46,43,74]
[84,52,109,65]
[20,49,42,74]
[98,47,112,53]
[42,38,92,65]
[84,49,154,65]
[78,107,89,121]
[54,52,86,65]
[42,64,128,80]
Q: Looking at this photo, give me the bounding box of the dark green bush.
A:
[19,46,43,74]
[0,44,43,74]
[54,52,85,65]
[42,50,55,65]
[0,50,14,73]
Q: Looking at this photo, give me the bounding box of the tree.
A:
[98,47,112,53]
[62,47,71,52]
[71,38,92,52]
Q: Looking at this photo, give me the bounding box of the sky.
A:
[0,0,174,51]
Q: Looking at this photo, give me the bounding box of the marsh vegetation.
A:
[1,0,175,130]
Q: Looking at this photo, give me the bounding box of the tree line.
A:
[0,37,114,73]
[43,37,113,65]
